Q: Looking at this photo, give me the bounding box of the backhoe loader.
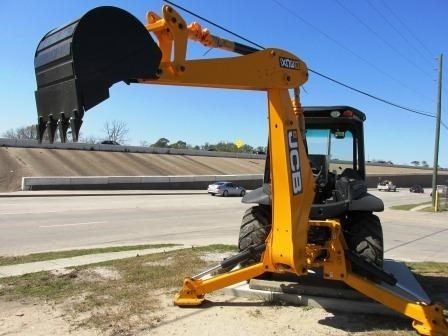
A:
[33,4,447,335]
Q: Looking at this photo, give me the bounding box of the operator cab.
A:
[304,106,366,181]
[243,106,383,217]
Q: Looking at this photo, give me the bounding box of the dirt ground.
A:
[0,291,415,336]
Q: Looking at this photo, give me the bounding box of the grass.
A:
[0,243,180,266]
[389,201,448,212]
[406,261,448,275]
[390,202,431,211]
[0,245,446,335]
[0,244,236,334]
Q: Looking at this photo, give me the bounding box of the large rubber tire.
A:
[343,211,384,277]
[238,205,271,266]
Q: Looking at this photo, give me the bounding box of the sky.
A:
[0,0,447,167]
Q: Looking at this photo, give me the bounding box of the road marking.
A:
[39,221,106,228]
[0,211,58,215]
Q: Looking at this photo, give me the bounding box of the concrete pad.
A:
[221,260,431,316]
[222,281,400,316]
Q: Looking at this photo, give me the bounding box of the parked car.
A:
[430,184,448,196]
[409,185,424,193]
[207,182,246,197]
[377,180,397,192]
[101,140,120,145]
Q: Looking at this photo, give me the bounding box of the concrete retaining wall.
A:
[23,173,448,191]
[366,174,448,189]
[22,175,264,191]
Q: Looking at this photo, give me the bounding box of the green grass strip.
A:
[0,243,180,266]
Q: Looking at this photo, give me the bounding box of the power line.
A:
[163,0,438,120]
[335,0,434,80]
[163,0,264,50]
[308,69,435,118]
[376,0,435,63]
[270,0,432,102]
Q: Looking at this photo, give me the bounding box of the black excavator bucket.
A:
[34,6,162,143]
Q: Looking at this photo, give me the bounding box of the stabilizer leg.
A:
[175,262,266,306]
[325,232,448,336]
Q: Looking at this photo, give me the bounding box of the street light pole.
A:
[431,54,443,210]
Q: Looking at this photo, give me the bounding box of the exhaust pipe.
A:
[34,6,162,143]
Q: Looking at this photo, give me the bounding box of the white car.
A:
[207,182,246,197]
[377,180,397,192]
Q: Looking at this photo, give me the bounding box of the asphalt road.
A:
[0,192,248,256]
[0,189,446,261]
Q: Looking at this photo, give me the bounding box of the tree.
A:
[254,146,267,154]
[215,141,238,152]
[421,160,429,167]
[80,135,97,144]
[2,125,38,140]
[411,160,420,166]
[151,137,170,147]
[170,140,187,149]
[103,120,129,144]
[241,144,254,153]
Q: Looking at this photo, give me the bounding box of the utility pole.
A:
[431,54,443,210]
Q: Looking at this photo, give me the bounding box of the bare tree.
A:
[80,135,97,144]
[103,120,129,144]
[2,129,16,138]
[2,125,38,140]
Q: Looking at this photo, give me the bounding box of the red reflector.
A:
[343,109,353,117]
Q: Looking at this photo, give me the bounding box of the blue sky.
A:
[0,0,447,167]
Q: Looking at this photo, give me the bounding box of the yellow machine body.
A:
[33,4,447,335]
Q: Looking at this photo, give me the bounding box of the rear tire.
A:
[238,205,271,266]
[223,190,228,197]
[240,190,246,197]
[343,212,384,277]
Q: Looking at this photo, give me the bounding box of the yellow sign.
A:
[235,139,244,149]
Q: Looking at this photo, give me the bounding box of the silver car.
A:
[207,181,246,197]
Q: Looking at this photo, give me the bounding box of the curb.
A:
[0,246,185,278]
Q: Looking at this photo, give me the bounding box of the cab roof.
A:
[303,106,366,122]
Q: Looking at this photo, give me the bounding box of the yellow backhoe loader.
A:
[33,4,447,335]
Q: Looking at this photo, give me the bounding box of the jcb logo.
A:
[279,57,300,70]
[288,130,302,195]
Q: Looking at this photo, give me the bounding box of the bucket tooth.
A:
[36,116,46,144]
[69,110,83,143]
[46,114,58,144]
[34,6,162,142]
[57,112,70,143]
